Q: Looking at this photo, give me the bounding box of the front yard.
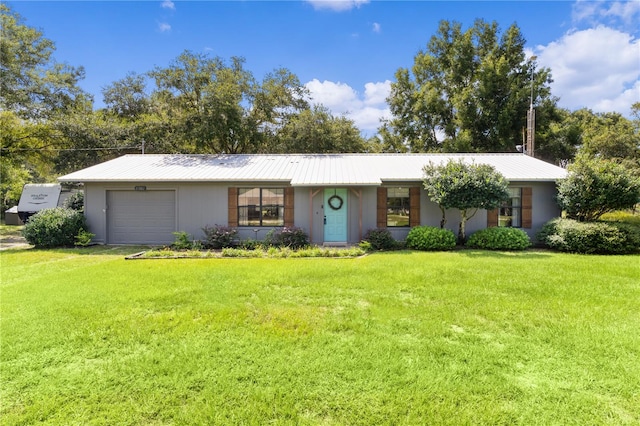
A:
[1,247,639,424]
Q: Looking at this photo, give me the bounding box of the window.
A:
[387,187,410,227]
[498,188,522,227]
[238,188,284,226]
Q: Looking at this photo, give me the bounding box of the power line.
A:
[1,146,140,152]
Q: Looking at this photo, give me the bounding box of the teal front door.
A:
[324,188,348,242]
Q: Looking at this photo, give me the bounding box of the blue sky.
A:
[9,0,640,135]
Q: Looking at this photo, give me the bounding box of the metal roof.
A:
[58,153,567,185]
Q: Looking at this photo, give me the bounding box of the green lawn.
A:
[1,247,639,425]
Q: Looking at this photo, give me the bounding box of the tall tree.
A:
[0,4,87,211]
[102,72,150,120]
[275,105,366,153]
[381,19,555,154]
[147,51,308,154]
[534,105,580,167]
[573,108,639,171]
[0,3,86,120]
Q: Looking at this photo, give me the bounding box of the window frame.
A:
[498,187,522,228]
[386,187,411,227]
[237,187,285,227]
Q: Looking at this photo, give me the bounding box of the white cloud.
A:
[304,79,391,135]
[363,81,391,105]
[305,79,359,109]
[158,22,172,32]
[536,26,640,115]
[161,0,175,10]
[572,0,640,28]
[372,22,381,33]
[306,0,370,12]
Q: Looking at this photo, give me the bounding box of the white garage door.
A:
[107,190,176,244]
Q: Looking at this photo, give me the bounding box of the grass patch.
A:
[2,248,639,424]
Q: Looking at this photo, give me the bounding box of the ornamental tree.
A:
[557,156,640,222]
[423,159,510,243]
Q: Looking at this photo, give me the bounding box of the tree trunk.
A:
[458,211,467,244]
[439,205,447,229]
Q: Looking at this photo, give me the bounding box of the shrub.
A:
[264,227,309,249]
[278,227,309,249]
[467,227,531,250]
[238,239,262,250]
[599,210,640,226]
[406,226,456,251]
[358,240,373,252]
[171,231,194,250]
[22,207,86,248]
[557,156,640,221]
[202,225,238,249]
[538,218,640,254]
[363,228,396,251]
[63,191,84,212]
[74,229,95,247]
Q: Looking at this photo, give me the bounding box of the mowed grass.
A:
[1,247,639,425]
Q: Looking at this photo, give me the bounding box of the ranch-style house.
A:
[58,153,567,245]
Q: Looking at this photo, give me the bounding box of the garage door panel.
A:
[107,191,176,244]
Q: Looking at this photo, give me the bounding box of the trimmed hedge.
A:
[467,227,531,250]
[537,218,640,254]
[22,207,87,248]
[406,226,456,251]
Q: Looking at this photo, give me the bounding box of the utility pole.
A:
[526,56,537,157]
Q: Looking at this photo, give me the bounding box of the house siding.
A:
[82,180,560,245]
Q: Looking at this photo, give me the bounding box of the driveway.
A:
[0,227,32,250]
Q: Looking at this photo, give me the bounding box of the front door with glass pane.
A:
[324,188,347,242]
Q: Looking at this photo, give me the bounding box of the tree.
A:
[534,105,579,167]
[0,3,86,120]
[1,4,88,212]
[275,105,366,153]
[102,72,150,120]
[146,51,308,154]
[381,19,555,154]
[52,104,144,174]
[422,159,510,243]
[570,108,640,175]
[557,155,640,222]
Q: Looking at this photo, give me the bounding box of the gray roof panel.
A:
[58,153,568,184]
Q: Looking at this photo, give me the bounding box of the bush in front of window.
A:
[264,227,309,249]
[537,218,640,255]
[467,227,531,250]
[22,207,87,248]
[363,228,396,251]
[202,225,238,249]
[278,227,310,249]
[406,226,456,251]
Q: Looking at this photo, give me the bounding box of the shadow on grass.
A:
[367,248,556,259]
[1,245,155,257]
[458,248,555,259]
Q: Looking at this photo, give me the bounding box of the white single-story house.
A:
[57,153,567,245]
